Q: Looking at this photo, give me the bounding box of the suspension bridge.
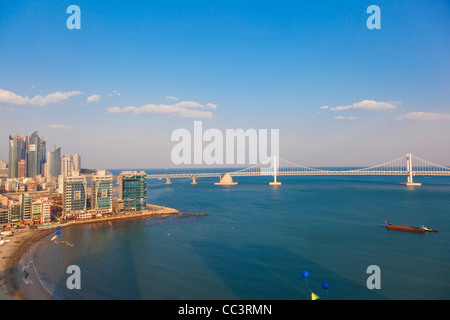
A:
[145,153,450,186]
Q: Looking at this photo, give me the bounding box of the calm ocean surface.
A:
[32,171,450,300]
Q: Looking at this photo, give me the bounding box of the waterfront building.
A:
[0,207,9,227]
[118,171,147,211]
[41,198,52,224]
[8,201,21,225]
[27,131,41,178]
[19,194,32,224]
[91,170,113,215]
[112,198,124,214]
[62,172,87,217]
[31,198,51,224]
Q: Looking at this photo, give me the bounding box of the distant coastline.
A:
[0,204,180,300]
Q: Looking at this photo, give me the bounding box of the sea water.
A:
[32,172,450,300]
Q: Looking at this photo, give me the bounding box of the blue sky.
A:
[0,0,449,168]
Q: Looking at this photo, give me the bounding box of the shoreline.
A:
[0,205,179,300]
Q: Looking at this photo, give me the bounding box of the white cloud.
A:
[109,90,121,97]
[319,106,329,109]
[107,100,217,119]
[47,124,71,129]
[394,112,450,121]
[87,94,101,102]
[174,101,204,108]
[0,88,82,106]
[334,116,358,120]
[330,100,397,111]
[166,96,179,101]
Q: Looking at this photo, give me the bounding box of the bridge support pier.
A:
[165,177,172,185]
[269,174,281,186]
[191,177,197,185]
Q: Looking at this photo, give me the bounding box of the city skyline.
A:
[1,0,449,168]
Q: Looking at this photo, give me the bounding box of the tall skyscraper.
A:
[27,131,41,178]
[118,171,147,211]
[47,147,62,177]
[8,135,21,178]
[39,139,46,175]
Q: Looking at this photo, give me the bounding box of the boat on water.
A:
[385,221,438,233]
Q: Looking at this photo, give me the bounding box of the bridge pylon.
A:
[269,155,281,186]
[400,153,421,186]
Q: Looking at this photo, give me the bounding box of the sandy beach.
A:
[0,228,55,300]
[0,205,179,300]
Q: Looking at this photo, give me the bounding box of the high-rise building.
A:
[62,154,81,177]
[62,172,87,217]
[91,170,113,215]
[47,147,62,177]
[18,159,27,178]
[8,135,22,178]
[8,201,21,225]
[27,131,41,178]
[19,194,32,223]
[73,154,81,173]
[118,171,147,212]
[40,139,46,175]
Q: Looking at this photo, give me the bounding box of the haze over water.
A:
[32,172,450,300]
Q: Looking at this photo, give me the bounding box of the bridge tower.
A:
[401,153,421,186]
[269,155,282,186]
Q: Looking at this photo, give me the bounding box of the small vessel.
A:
[420,225,439,232]
[385,221,438,233]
